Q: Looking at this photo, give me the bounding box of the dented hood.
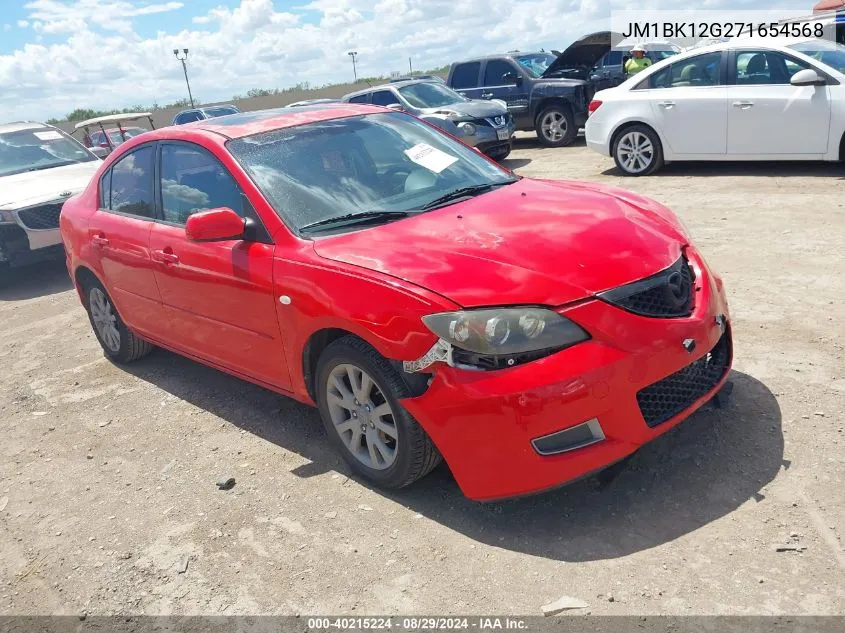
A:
[312,178,689,307]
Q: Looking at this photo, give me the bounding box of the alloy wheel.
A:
[326,363,398,470]
[540,111,567,143]
[616,131,655,174]
[89,287,121,353]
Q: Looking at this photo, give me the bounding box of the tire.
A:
[535,105,577,147]
[494,146,512,161]
[316,335,441,489]
[612,124,664,176]
[81,277,153,363]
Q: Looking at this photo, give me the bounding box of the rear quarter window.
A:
[450,62,481,89]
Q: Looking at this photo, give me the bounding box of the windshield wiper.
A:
[26,161,76,172]
[421,181,514,210]
[300,210,412,233]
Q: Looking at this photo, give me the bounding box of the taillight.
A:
[588,100,603,115]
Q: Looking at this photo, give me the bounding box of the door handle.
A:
[657,101,676,108]
[732,101,754,108]
[480,92,494,99]
[91,235,109,247]
[152,249,179,265]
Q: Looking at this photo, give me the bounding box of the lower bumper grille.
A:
[637,332,731,428]
[17,202,63,230]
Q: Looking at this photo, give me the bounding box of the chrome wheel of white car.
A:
[326,363,398,470]
[89,287,121,353]
[612,124,664,176]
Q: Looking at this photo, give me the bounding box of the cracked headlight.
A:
[422,307,589,369]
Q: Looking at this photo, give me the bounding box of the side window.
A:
[603,51,623,67]
[450,62,481,89]
[371,90,400,106]
[109,146,155,218]
[647,52,722,89]
[483,60,518,85]
[347,94,370,104]
[736,50,809,85]
[99,170,111,209]
[160,144,243,225]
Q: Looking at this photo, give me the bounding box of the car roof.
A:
[452,51,546,64]
[162,103,386,140]
[0,121,52,134]
[343,78,438,100]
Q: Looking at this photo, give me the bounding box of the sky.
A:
[0,0,814,121]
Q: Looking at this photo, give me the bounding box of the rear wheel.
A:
[316,336,441,489]
[612,124,664,176]
[535,105,577,147]
[82,278,153,363]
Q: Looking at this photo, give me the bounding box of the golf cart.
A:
[73,112,155,157]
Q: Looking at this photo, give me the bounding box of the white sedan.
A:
[585,38,845,175]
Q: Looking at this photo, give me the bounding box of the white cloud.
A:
[17,20,30,28]
[2,0,768,122]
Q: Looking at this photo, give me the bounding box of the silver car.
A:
[0,121,101,273]
[342,80,515,160]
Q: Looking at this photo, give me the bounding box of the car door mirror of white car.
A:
[89,146,108,159]
[790,69,826,87]
[385,103,405,111]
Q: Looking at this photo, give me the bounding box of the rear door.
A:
[449,61,483,100]
[87,144,165,338]
[726,49,831,155]
[644,51,728,155]
[148,141,291,389]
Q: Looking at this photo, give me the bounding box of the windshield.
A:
[227,112,516,234]
[787,40,845,74]
[649,49,679,61]
[204,106,240,118]
[107,127,146,143]
[515,53,557,78]
[397,82,467,108]
[0,127,96,177]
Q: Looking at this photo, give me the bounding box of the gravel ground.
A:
[1,135,843,617]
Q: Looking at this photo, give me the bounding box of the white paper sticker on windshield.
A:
[403,143,458,174]
[33,131,62,141]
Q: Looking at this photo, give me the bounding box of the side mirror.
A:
[502,72,520,85]
[89,146,108,159]
[185,207,245,242]
[385,103,405,111]
[790,68,825,86]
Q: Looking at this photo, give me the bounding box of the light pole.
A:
[173,48,195,108]
[347,51,358,82]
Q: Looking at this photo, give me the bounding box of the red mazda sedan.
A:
[60,104,732,501]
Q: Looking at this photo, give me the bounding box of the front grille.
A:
[478,114,512,128]
[637,333,731,428]
[17,202,63,230]
[599,254,695,318]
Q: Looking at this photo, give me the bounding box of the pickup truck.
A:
[446,32,616,147]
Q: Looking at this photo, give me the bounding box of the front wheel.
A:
[535,105,577,147]
[316,336,441,489]
[83,279,153,363]
[612,124,664,176]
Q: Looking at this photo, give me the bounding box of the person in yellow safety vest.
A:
[625,44,652,75]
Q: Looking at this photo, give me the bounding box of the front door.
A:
[87,144,163,338]
[148,141,291,390]
[646,51,727,156]
[480,59,531,126]
[727,49,831,155]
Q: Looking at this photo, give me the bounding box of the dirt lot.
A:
[1,136,844,618]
